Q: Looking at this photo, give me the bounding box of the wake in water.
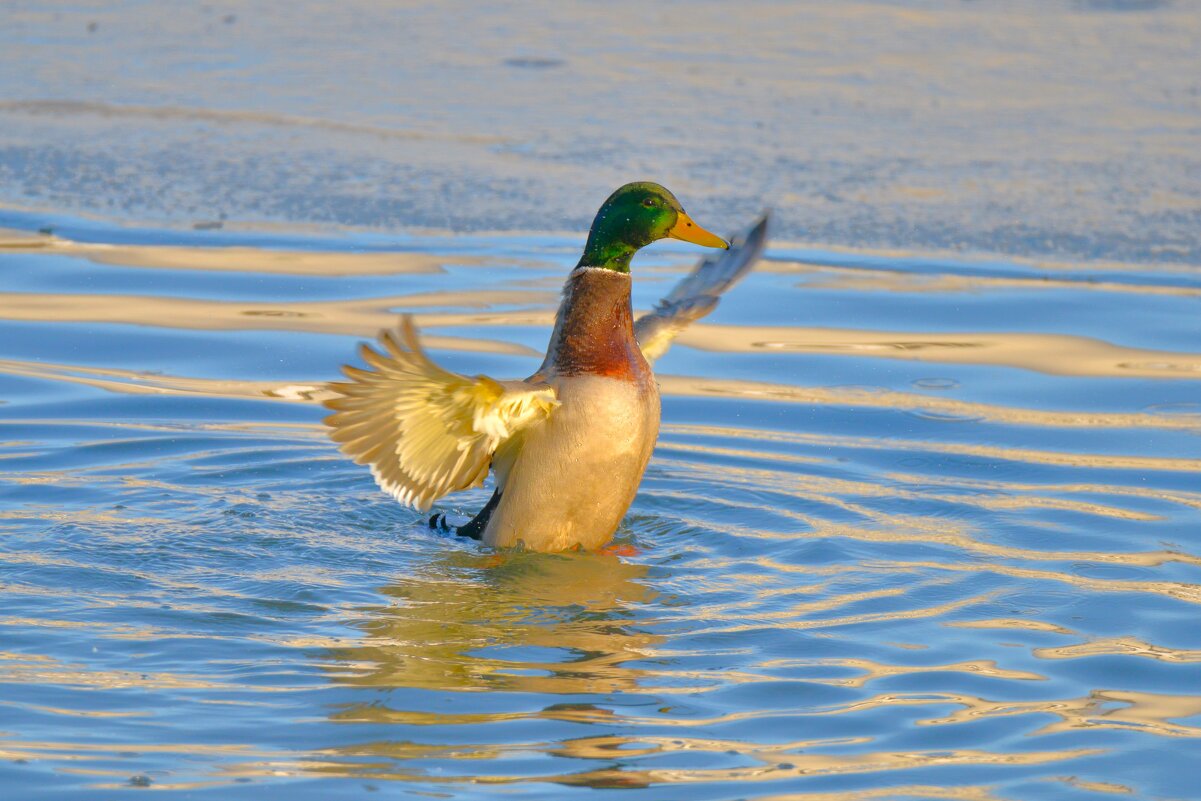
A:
[0,217,1199,798]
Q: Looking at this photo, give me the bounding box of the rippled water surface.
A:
[2,211,1200,800]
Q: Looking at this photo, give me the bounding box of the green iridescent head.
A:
[578,182,728,273]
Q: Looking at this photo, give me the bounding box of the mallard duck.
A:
[324,182,767,552]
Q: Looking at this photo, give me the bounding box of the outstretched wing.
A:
[634,212,769,364]
[323,316,558,511]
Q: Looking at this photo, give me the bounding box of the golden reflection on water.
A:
[1050,778,1134,797]
[0,734,1090,796]
[653,443,1199,570]
[919,689,1201,738]
[948,618,1076,635]
[673,323,1201,379]
[805,689,1201,739]
[5,288,1201,377]
[305,742,1102,790]
[663,433,1198,502]
[4,233,1200,795]
[72,244,473,276]
[8,357,1201,439]
[1033,637,1201,664]
[776,656,1044,687]
[751,786,1009,801]
[678,462,1201,608]
[775,260,1201,299]
[303,550,1118,789]
[326,550,665,696]
[0,649,228,691]
[656,376,1201,432]
[4,228,1201,381]
[890,560,1201,605]
[0,291,552,347]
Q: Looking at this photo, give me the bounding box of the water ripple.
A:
[0,222,1198,799]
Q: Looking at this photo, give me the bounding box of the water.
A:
[1,209,1199,801]
[3,1,1200,265]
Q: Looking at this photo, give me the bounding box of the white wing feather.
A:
[323,317,558,511]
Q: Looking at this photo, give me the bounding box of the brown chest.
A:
[548,268,651,383]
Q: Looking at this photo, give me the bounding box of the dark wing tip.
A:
[740,211,770,253]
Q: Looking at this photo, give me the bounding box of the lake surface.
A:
[3,1,1200,265]
[1,209,1199,800]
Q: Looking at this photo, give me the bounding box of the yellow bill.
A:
[669,212,729,250]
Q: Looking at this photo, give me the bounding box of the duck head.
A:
[578,182,728,273]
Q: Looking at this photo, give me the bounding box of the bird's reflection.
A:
[328,548,660,698]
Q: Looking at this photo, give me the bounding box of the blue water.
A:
[2,212,1200,800]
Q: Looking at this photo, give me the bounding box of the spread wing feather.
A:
[634,212,769,364]
[323,316,558,511]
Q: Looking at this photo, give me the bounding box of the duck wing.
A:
[634,212,769,365]
[323,316,558,511]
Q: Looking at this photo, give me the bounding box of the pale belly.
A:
[482,375,660,552]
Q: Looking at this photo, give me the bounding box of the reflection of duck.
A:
[324,183,767,552]
[327,550,660,696]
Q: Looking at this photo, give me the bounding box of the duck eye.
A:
[642,198,656,208]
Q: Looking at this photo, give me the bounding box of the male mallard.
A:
[324,182,766,552]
